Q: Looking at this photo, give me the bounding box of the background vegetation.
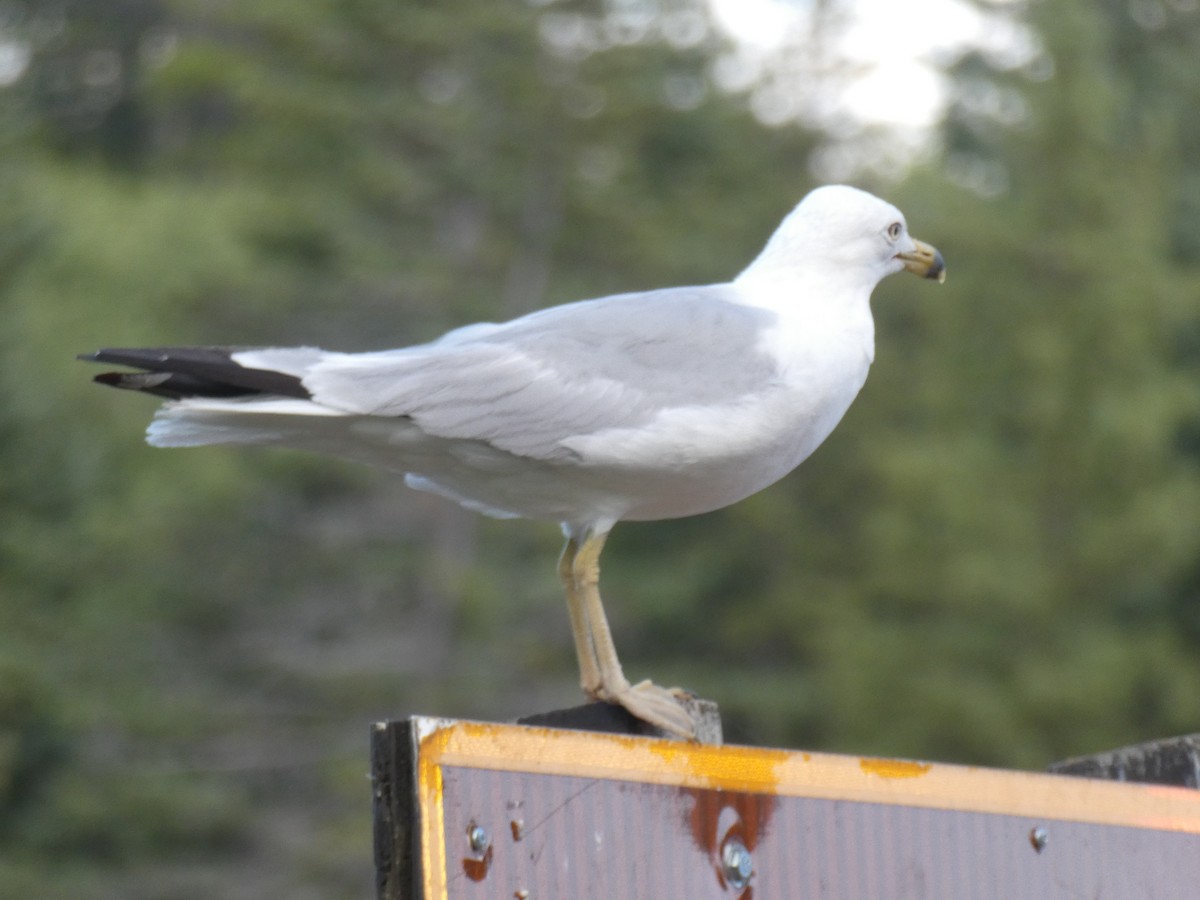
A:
[2,0,1199,895]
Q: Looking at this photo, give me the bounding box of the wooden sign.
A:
[372,717,1200,900]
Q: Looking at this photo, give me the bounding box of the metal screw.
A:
[467,823,490,855]
[1029,826,1049,854]
[721,837,754,890]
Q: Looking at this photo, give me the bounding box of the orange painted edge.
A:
[410,724,451,900]
[417,743,448,900]
[418,717,1200,827]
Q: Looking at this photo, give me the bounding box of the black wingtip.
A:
[80,347,176,369]
[79,345,311,400]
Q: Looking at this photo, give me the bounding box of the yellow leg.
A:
[564,529,697,739]
[569,531,630,694]
[558,537,601,694]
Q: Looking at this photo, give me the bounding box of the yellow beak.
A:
[898,238,946,283]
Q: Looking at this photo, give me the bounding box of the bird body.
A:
[83,184,945,738]
[116,279,869,529]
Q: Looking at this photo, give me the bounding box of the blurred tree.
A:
[686,0,1200,764]
[0,0,825,896]
[17,0,165,167]
[4,0,1200,894]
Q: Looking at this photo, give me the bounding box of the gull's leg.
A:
[558,536,601,694]
[568,530,628,692]
[571,530,697,739]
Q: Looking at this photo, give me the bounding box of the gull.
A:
[81,185,944,739]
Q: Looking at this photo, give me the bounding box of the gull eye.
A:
[886,221,903,240]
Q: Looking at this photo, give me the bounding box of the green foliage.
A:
[3,0,1200,893]
[611,0,1200,766]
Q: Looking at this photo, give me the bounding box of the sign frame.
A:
[372,717,1200,900]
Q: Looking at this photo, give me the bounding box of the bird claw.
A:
[592,679,698,740]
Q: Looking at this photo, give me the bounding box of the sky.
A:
[708,0,1033,129]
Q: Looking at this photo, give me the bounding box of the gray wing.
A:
[303,284,781,460]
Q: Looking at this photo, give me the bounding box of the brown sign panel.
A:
[373,717,1200,899]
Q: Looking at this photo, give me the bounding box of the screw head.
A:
[467,823,490,855]
[1029,826,1049,854]
[721,837,754,889]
